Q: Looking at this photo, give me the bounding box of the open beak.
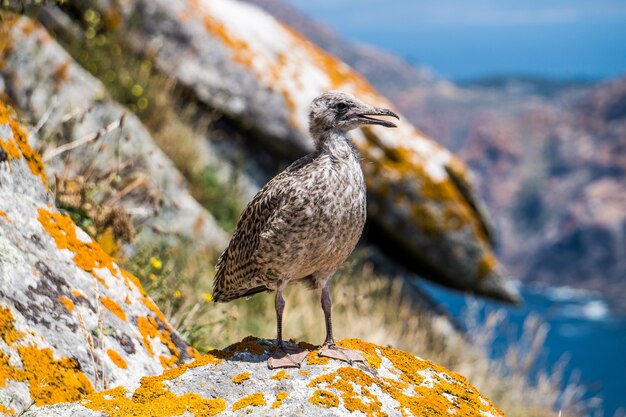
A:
[356,107,400,128]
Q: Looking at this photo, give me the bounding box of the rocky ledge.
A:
[21,337,505,417]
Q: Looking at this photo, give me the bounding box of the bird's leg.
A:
[268,285,307,369]
[318,282,365,365]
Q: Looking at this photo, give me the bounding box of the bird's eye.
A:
[336,102,348,112]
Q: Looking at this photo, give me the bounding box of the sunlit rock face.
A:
[20,337,506,417]
[0,100,197,414]
[0,15,228,255]
[39,0,520,303]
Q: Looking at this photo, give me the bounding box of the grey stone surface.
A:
[0,91,192,414]
[0,15,228,255]
[21,338,506,417]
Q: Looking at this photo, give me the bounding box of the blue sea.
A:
[418,280,626,417]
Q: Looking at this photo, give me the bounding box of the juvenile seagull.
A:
[212,91,399,368]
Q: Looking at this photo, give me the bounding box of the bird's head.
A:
[308,91,399,141]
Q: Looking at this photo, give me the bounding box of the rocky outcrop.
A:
[0,102,195,413]
[0,14,228,256]
[37,0,519,303]
[21,337,505,417]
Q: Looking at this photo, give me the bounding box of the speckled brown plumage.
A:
[212,91,398,368]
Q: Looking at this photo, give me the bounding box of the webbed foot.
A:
[268,345,308,369]
[318,344,365,365]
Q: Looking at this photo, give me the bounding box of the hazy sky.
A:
[283,0,626,80]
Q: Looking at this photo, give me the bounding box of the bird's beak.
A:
[356,106,400,128]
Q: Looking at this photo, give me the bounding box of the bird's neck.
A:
[314,129,354,159]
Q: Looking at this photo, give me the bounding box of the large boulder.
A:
[21,337,506,417]
[0,101,195,413]
[39,0,520,303]
[0,14,228,255]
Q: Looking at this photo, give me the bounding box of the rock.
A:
[21,337,506,417]
[0,101,195,413]
[39,0,520,303]
[0,14,228,256]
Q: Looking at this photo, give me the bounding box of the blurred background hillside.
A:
[1,0,624,416]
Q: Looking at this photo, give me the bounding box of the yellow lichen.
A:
[270,369,289,380]
[0,102,47,184]
[305,339,504,417]
[232,393,266,411]
[0,307,94,406]
[271,391,288,409]
[309,389,339,408]
[305,349,330,366]
[83,349,232,415]
[58,295,75,312]
[106,349,128,369]
[232,371,250,384]
[100,297,126,321]
[0,404,16,415]
[36,208,182,366]
[477,252,498,280]
[100,296,126,321]
[71,289,85,298]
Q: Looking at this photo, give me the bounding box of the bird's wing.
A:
[212,171,293,302]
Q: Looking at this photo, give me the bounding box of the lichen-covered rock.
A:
[41,0,519,303]
[0,102,196,414]
[0,14,228,255]
[21,337,506,417]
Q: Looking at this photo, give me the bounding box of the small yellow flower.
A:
[202,293,213,302]
[149,273,157,282]
[150,257,162,270]
[174,289,182,298]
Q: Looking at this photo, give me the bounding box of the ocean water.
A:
[418,280,626,417]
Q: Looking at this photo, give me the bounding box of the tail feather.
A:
[212,285,269,303]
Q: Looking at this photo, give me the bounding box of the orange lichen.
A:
[0,404,16,415]
[271,391,288,409]
[137,316,159,356]
[338,338,382,368]
[0,101,47,184]
[106,349,128,369]
[232,393,266,411]
[0,307,94,406]
[58,295,75,312]
[305,349,330,366]
[53,61,69,81]
[232,371,250,384]
[71,289,85,298]
[307,339,504,416]
[37,208,116,275]
[271,369,289,380]
[477,252,498,279]
[83,377,226,416]
[100,296,126,321]
[202,14,253,68]
[84,357,239,416]
[0,210,9,222]
[309,389,339,408]
[36,208,182,364]
[299,369,311,376]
